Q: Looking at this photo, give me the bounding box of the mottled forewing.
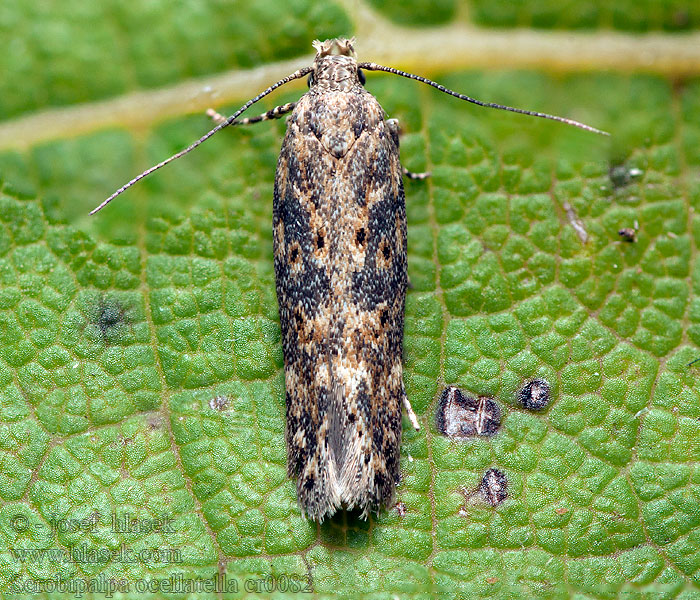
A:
[273,88,407,520]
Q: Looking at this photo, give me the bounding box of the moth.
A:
[92,37,606,521]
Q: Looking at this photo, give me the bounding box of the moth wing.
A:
[273,91,407,520]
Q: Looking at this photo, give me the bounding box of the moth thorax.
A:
[311,55,361,93]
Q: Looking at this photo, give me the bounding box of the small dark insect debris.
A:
[209,395,230,411]
[480,468,508,506]
[435,386,501,438]
[617,219,639,243]
[618,227,637,242]
[518,378,552,411]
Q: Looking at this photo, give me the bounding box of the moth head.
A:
[308,37,364,92]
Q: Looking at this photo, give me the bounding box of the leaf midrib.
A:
[0,21,698,153]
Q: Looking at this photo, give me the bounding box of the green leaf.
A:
[1,1,699,598]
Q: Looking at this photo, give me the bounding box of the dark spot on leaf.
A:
[480,468,508,506]
[99,307,122,331]
[518,379,551,411]
[609,161,643,189]
[91,295,130,343]
[435,386,501,438]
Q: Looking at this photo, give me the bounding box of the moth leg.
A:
[206,102,297,127]
[385,118,431,180]
[403,394,420,431]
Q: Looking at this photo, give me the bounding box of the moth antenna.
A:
[358,62,609,136]
[90,66,313,215]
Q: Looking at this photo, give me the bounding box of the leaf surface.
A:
[1,1,699,598]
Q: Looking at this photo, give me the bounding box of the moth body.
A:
[274,39,407,520]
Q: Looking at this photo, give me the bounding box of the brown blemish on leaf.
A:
[435,386,501,438]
